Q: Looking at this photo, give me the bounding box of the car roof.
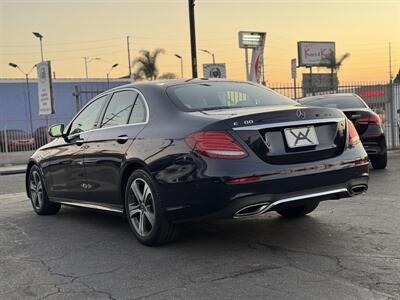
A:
[107,79,259,93]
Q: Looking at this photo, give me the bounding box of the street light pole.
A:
[33,32,44,61]
[107,63,119,88]
[9,63,36,135]
[83,57,101,79]
[174,54,183,78]
[199,49,216,64]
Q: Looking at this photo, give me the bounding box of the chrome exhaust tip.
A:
[349,184,368,196]
[234,202,269,218]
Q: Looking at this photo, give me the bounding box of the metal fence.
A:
[1,81,399,154]
[270,82,400,149]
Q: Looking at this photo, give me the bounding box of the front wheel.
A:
[28,165,61,215]
[125,169,177,246]
[276,201,319,218]
[370,152,387,169]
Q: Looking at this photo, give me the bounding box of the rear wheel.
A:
[28,165,61,215]
[370,152,387,169]
[276,202,319,218]
[125,169,177,246]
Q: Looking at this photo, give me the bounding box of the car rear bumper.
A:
[160,161,369,222]
[361,134,386,156]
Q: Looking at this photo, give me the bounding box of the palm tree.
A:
[133,48,165,81]
[323,51,350,91]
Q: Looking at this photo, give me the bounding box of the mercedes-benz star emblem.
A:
[296,109,306,119]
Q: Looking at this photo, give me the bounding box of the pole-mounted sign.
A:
[36,61,55,115]
[238,31,266,83]
[203,63,226,79]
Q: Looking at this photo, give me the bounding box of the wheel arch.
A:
[25,159,39,198]
[120,159,150,209]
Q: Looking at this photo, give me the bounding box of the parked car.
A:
[26,80,369,246]
[299,93,387,169]
[0,129,35,152]
[33,126,51,148]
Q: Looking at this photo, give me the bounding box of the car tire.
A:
[276,201,319,218]
[28,165,61,215]
[370,152,387,169]
[124,169,177,246]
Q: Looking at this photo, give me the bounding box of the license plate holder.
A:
[284,126,319,148]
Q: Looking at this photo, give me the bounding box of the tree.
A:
[133,48,165,81]
[158,72,178,80]
[323,51,350,91]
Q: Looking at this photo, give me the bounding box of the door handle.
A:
[75,138,85,146]
[117,135,129,144]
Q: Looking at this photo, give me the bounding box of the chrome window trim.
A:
[232,118,344,131]
[66,87,150,135]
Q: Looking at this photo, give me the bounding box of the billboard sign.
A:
[203,63,226,79]
[238,31,266,49]
[249,47,263,83]
[37,61,55,115]
[297,41,335,67]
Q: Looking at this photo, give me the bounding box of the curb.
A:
[0,168,26,176]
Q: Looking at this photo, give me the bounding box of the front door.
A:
[44,94,109,202]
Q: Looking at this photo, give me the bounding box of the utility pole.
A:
[127,36,132,80]
[188,0,198,78]
[389,42,393,82]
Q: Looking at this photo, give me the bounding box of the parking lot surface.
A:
[0,152,399,299]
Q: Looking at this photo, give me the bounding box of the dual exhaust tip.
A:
[234,184,368,218]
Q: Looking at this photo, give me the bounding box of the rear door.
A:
[84,89,148,206]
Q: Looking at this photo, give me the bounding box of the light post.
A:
[107,63,119,88]
[83,57,101,79]
[174,54,184,78]
[199,49,215,64]
[32,32,44,61]
[8,62,36,135]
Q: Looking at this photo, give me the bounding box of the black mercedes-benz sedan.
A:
[26,80,369,245]
[299,93,387,169]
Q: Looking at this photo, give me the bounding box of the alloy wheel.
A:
[30,170,43,210]
[128,178,156,237]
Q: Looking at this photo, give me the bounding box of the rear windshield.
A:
[300,95,367,109]
[167,82,296,111]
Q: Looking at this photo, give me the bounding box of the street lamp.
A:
[83,57,101,79]
[174,54,184,78]
[8,62,36,135]
[32,32,44,61]
[107,63,119,88]
[199,49,215,64]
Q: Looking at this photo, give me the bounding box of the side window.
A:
[69,95,108,135]
[129,94,147,124]
[101,91,138,128]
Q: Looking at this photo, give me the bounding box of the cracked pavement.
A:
[0,151,399,299]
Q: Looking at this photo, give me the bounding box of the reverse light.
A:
[347,119,360,146]
[185,131,248,159]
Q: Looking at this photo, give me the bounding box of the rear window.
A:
[300,95,367,109]
[167,82,296,111]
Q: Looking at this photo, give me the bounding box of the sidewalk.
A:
[0,164,26,175]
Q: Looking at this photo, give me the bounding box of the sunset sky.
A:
[1,0,399,84]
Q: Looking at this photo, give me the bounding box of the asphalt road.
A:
[0,152,399,299]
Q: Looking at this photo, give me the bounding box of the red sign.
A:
[359,90,385,97]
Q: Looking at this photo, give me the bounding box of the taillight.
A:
[347,119,360,146]
[185,131,248,159]
[357,114,381,125]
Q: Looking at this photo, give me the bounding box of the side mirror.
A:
[48,124,65,138]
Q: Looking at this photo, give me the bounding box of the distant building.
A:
[0,79,130,132]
